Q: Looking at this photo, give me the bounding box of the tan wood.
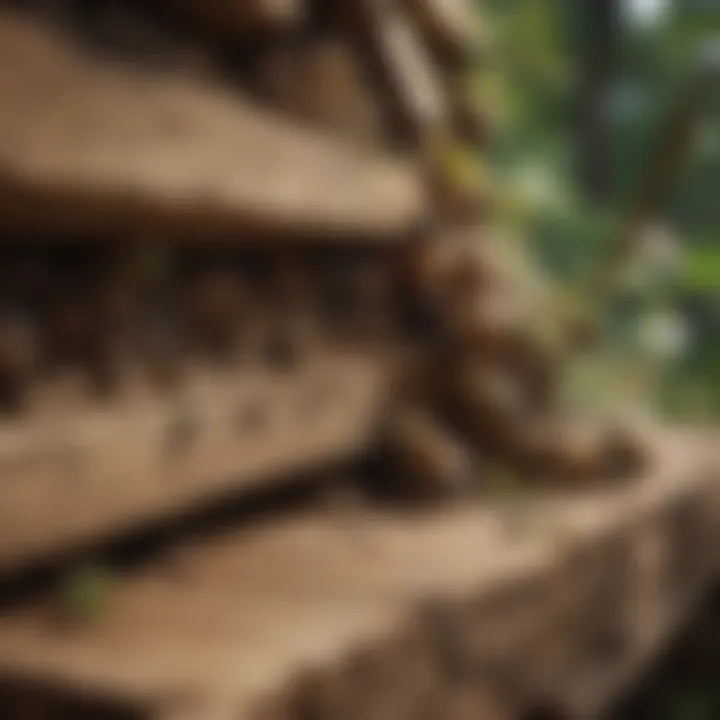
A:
[0,352,393,571]
[0,11,424,240]
[0,430,716,719]
[403,0,476,64]
[354,0,449,142]
[253,38,388,146]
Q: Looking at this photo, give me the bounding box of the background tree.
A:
[475,0,719,417]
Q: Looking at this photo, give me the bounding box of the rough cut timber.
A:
[351,0,450,145]
[253,37,389,145]
[403,0,476,66]
[0,11,424,240]
[450,85,490,145]
[0,353,393,573]
[0,430,717,720]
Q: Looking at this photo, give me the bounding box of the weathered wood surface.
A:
[253,38,388,145]
[0,11,424,239]
[0,352,393,573]
[353,0,450,143]
[0,429,717,720]
[403,0,476,65]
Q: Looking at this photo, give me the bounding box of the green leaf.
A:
[57,566,114,625]
[680,244,720,291]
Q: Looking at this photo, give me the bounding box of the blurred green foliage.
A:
[476,0,719,419]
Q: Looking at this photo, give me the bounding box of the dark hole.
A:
[521,704,570,720]
[264,329,301,372]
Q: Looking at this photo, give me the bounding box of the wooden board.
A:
[0,10,424,240]
[0,429,717,719]
[353,0,449,142]
[253,37,388,146]
[403,0,476,64]
[0,352,393,573]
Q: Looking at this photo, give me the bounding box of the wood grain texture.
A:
[0,11,424,239]
[0,352,393,571]
[0,430,716,720]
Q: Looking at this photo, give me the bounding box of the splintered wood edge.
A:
[0,353,393,571]
[0,429,716,720]
[0,10,426,239]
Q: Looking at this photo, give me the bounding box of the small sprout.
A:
[487,464,524,498]
[487,465,533,538]
[429,135,489,197]
[56,565,114,626]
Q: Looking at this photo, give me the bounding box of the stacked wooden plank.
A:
[0,9,424,238]
[0,5,712,720]
[0,430,716,720]
[0,0,487,225]
[0,0,652,558]
[0,1,436,573]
